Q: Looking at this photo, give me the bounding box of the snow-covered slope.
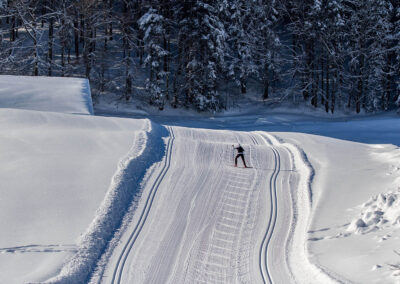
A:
[0,75,93,115]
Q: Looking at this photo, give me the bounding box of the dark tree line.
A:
[0,0,399,113]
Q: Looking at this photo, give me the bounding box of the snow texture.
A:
[347,191,400,234]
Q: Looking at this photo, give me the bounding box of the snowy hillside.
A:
[1,75,400,284]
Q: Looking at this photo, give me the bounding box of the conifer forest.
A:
[0,0,399,113]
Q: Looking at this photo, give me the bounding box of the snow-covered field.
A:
[1,76,400,283]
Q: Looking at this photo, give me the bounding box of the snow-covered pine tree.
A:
[223,0,256,95]
[318,0,346,113]
[286,0,320,103]
[118,0,136,101]
[345,0,393,112]
[13,0,45,76]
[366,0,393,111]
[175,0,226,111]
[57,0,74,77]
[0,2,18,74]
[252,0,282,101]
[393,2,400,109]
[139,5,169,110]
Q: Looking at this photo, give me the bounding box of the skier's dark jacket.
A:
[236,146,244,153]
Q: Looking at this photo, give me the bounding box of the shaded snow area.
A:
[0,75,93,115]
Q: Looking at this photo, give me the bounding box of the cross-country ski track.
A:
[97,126,337,284]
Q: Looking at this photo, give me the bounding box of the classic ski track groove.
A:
[258,133,281,284]
[111,126,175,284]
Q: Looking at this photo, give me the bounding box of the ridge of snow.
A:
[46,120,168,284]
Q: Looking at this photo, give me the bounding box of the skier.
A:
[233,144,248,168]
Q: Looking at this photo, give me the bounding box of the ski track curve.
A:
[111,126,175,284]
[258,137,281,284]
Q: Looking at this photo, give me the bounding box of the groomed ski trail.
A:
[98,127,339,284]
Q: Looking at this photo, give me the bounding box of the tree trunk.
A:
[321,58,325,105]
[125,51,131,101]
[356,77,362,113]
[109,0,113,40]
[241,77,247,94]
[304,39,312,101]
[357,54,364,113]
[331,69,336,114]
[325,57,329,113]
[313,57,319,107]
[10,16,15,41]
[61,45,65,77]
[74,19,79,60]
[60,17,65,76]
[34,38,38,76]
[263,67,269,100]
[80,14,84,43]
[311,42,317,107]
[48,18,54,76]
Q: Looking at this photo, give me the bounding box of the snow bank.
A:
[46,121,168,284]
[0,75,93,115]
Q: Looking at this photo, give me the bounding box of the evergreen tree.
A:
[319,0,346,113]
[253,0,282,101]
[345,0,393,112]
[286,0,321,103]
[223,0,256,95]
[394,3,400,107]
[139,6,169,109]
[176,0,226,111]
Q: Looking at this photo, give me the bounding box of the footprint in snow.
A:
[0,244,77,254]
